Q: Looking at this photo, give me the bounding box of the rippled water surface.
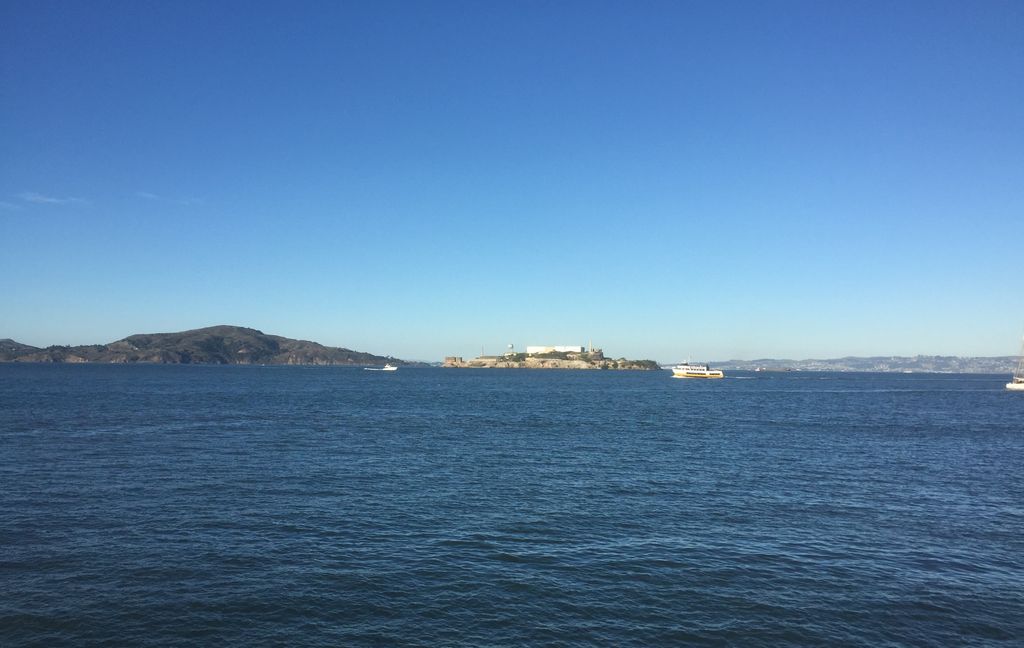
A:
[2,365,1023,646]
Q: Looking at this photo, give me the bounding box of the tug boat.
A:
[671,362,724,379]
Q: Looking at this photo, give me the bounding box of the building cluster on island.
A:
[443,343,660,370]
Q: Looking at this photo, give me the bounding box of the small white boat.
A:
[671,362,724,379]
[364,363,398,372]
[1008,336,1024,391]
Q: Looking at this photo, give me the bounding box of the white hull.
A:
[1009,334,1024,390]
[671,363,724,379]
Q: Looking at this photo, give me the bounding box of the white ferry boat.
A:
[671,362,724,379]
[364,363,398,372]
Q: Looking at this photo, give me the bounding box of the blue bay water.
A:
[1,365,1022,646]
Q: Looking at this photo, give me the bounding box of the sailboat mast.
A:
[1016,336,1024,380]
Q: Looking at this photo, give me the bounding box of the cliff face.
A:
[0,326,402,366]
[444,356,660,370]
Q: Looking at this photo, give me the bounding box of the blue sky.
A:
[2,0,1022,362]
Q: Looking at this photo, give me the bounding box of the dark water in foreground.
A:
[1,365,1022,646]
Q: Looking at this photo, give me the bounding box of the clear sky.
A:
[2,0,1022,362]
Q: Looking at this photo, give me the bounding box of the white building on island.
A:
[526,345,585,355]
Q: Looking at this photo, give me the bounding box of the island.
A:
[444,345,659,370]
[0,325,405,366]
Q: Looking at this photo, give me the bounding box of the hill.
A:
[0,326,403,366]
[0,339,39,358]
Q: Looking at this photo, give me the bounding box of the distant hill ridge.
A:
[716,355,1017,373]
[0,325,403,366]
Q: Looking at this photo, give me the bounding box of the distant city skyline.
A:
[2,1,1022,362]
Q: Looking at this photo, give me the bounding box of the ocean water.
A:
[1,365,1022,646]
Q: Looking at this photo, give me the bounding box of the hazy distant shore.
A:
[714,356,1017,374]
